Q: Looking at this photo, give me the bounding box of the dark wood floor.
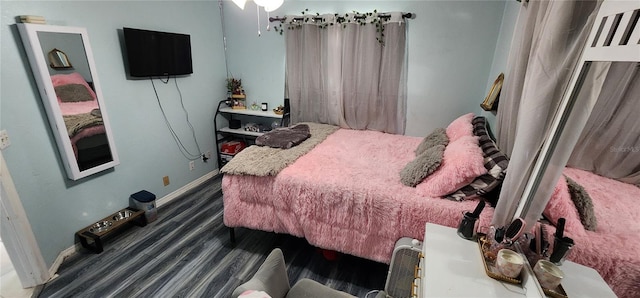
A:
[36,175,388,297]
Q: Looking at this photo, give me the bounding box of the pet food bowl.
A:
[89,220,112,233]
[112,210,133,221]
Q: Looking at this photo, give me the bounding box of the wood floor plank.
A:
[38,176,388,297]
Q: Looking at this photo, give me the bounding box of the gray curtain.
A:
[492,0,601,227]
[567,62,640,185]
[285,12,407,134]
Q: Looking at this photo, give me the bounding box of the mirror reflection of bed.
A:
[18,23,119,180]
[74,133,112,171]
[50,72,110,169]
[38,31,114,170]
[539,61,640,297]
[496,7,640,294]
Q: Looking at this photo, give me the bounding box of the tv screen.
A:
[123,27,193,77]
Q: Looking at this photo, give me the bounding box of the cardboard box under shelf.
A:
[221,141,246,155]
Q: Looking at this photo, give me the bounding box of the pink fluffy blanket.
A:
[223,129,494,263]
[547,168,640,298]
[50,72,106,157]
[222,127,640,297]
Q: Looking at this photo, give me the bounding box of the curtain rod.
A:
[269,12,415,23]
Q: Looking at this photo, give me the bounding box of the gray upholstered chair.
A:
[232,248,356,298]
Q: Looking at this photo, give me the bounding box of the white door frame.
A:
[0,151,50,288]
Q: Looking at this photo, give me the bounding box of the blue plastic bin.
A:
[130,190,157,223]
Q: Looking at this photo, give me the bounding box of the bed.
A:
[221,114,639,298]
[51,72,110,170]
[222,114,499,261]
[542,167,640,298]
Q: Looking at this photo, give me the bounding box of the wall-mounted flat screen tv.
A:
[123,27,193,77]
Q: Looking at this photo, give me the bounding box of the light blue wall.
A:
[1,0,514,269]
[38,32,91,79]
[1,1,225,266]
[222,0,508,137]
[477,0,521,127]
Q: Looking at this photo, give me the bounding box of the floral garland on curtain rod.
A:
[273,9,388,44]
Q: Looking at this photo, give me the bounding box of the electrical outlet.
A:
[163,176,170,186]
[202,150,211,162]
[189,160,195,171]
[0,130,10,150]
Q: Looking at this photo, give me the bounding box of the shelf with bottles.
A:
[214,99,288,167]
[218,107,283,119]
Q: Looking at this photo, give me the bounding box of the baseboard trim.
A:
[48,170,220,276]
[49,243,80,278]
[156,170,219,208]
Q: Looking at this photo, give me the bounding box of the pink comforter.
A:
[51,72,99,115]
[223,129,494,263]
[51,73,105,157]
[223,129,640,296]
[556,168,640,298]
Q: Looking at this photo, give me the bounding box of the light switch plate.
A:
[0,130,10,150]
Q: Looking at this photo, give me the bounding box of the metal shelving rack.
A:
[213,100,289,167]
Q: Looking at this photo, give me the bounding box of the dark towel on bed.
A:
[55,84,94,102]
[256,124,311,149]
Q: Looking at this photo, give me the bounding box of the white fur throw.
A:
[220,122,339,176]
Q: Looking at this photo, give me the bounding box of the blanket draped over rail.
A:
[220,122,339,176]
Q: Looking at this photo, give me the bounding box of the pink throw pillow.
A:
[51,72,92,88]
[239,290,272,298]
[446,113,475,142]
[543,177,587,237]
[416,135,487,197]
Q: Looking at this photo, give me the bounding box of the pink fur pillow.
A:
[239,290,272,298]
[543,177,587,237]
[446,113,475,142]
[51,72,92,88]
[415,135,487,197]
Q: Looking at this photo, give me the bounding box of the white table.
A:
[418,223,615,298]
[559,261,617,298]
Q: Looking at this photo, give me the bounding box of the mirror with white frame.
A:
[512,2,640,223]
[18,23,119,180]
[490,4,638,296]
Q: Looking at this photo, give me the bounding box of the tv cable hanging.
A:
[151,76,203,161]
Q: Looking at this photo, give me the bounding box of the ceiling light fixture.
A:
[232,0,283,12]
[231,0,246,10]
[231,0,284,36]
[263,0,284,12]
